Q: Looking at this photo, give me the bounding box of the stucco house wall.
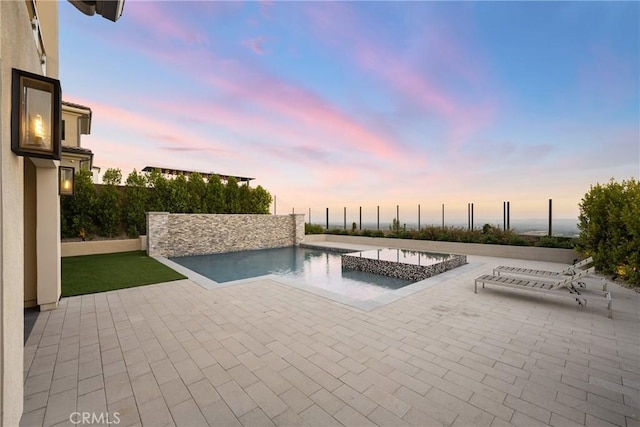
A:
[2,2,42,424]
[1,1,62,423]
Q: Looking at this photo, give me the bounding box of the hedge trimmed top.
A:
[61,168,272,239]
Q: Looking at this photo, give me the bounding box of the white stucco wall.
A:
[1,3,32,424]
[61,237,147,257]
[1,1,60,424]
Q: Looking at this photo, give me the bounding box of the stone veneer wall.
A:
[147,213,305,257]
[342,253,467,281]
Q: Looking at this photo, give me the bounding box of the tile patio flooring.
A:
[21,251,640,427]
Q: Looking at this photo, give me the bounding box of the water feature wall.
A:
[147,213,305,257]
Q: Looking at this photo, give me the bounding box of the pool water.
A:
[170,246,414,301]
[348,248,456,265]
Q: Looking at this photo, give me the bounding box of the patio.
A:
[21,251,640,427]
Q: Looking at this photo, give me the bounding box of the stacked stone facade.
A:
[342,252,467,281]
[146,213,305,257]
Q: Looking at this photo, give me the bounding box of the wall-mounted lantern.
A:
[59,166,75,196]
[11,68,61,160]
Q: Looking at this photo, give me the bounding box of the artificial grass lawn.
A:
[62,251,186,297]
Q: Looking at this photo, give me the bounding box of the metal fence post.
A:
[548,198,552,236]
[503,201,506,231]
[471,202,474,230]
[343,207,346,230]
[326,207,329,229]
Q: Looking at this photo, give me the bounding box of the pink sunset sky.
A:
[59,1,639,227]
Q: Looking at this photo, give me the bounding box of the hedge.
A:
[61,168,273,239]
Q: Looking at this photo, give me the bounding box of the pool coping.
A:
[154,251,482,311]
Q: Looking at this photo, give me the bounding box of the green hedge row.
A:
[61,168,272,239]
[305,223,576,248]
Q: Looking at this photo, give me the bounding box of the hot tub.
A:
[342,248,467,281]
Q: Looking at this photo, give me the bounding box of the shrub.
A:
[389,218,406,234]
[305,223,324,234]
[97,168,123,237]
[167,174,189,213]
[204,175,225,213]
[398,230,414,239]
[326,228,348,235]
[250,185,272,214]
[225,177,241,213]
[187,172,206,213]
[147,169,169,212]
[124,170,148,237]
[578,178,639,285]
[534,236,576,249]
[506,234,529,246]
[62,169,97,239]
[480,233,502,245]
[239,184,251,214]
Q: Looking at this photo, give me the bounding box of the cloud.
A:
[132,57,404,163]
[100,3,409,162]
[259,0,274,18]
[303,3,498,148]
[243,36,269,55]
[158,146,229,153]
[63,95,235,156]
[124,2,208,46]
[577,44,640,111]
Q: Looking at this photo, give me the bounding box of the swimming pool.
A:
[170,246,414,301]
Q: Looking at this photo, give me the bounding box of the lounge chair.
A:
[493,257,594,280]
[475,267,612,318]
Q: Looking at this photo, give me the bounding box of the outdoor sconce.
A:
[11,68,61,160]
[59,166,75,196]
